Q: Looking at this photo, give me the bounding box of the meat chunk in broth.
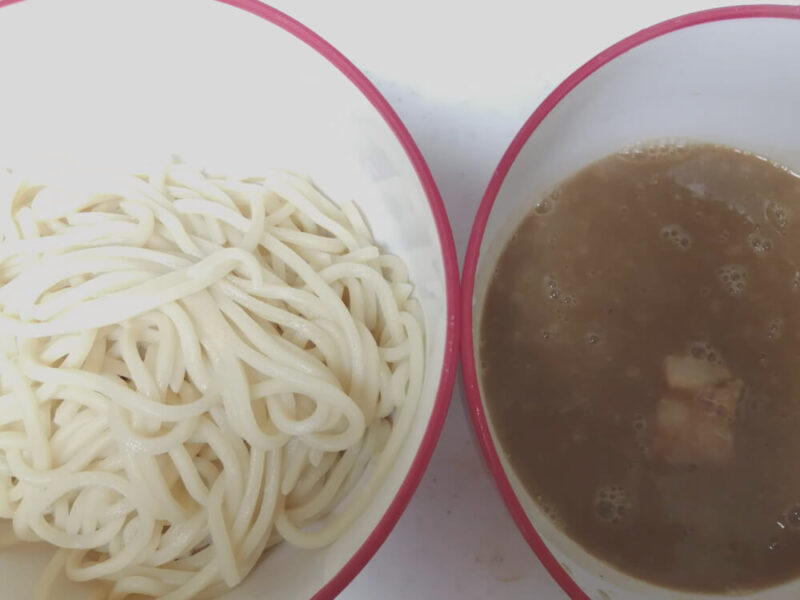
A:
[652,354,743,466]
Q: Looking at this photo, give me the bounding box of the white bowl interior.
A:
[473,16,800,600]
[0,0,449,598]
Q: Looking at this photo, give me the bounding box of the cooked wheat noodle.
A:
[0,163,424,600]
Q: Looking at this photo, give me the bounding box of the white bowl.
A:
[462,5,800,600]
[0,0,460,598]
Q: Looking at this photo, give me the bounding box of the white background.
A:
[263,2,775,599]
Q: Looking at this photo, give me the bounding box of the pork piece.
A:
[651,355,744,466]
[663,355,730,390]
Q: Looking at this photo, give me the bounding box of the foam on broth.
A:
[480,143,800,592]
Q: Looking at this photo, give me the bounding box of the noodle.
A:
[0,163,424,599]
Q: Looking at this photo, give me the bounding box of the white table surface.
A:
[264,1,776,598]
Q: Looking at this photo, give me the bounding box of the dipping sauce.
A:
[480,143,800,592]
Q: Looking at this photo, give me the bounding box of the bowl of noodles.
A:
[0,1,459,599]
[462,5,800,600]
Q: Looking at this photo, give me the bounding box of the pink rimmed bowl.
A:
[0,0,459,598]
[462,5,800,600]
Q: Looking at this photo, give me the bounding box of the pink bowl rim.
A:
[0,0,460,598]
[460,4,800,600]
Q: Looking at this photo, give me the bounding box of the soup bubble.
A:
[717,264,748,296]
[535,198,553,215]
[765,201,790,232]
[688,341,725,366]
[747,232,773,256]
[660,224,692,250]
[594,485,634,524]
[619,140,691,162]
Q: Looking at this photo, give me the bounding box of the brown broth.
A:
[480,144,800,592]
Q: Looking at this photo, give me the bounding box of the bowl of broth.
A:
[0,1,459,599]
[462,5,800,599]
